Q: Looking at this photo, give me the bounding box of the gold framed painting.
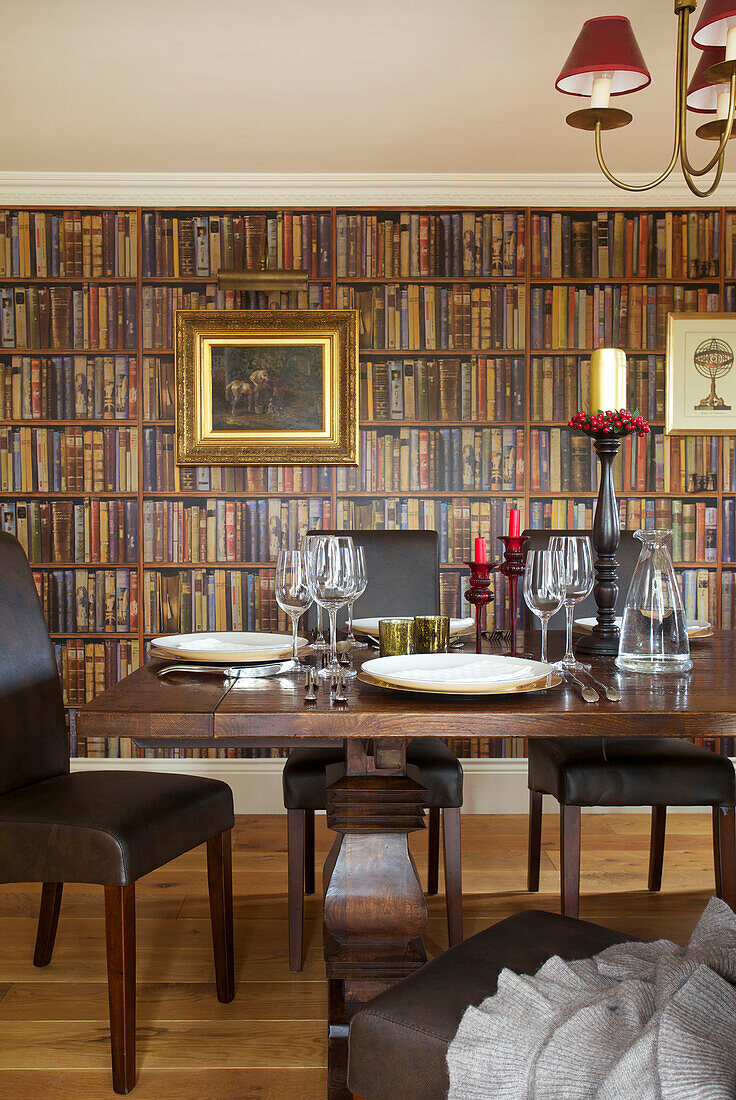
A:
[666,312,736,435]
[175,310,359,465]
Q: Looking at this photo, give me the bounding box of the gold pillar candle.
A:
[589,348,627,413]
[413,615,450,654]
[378,618,415,657]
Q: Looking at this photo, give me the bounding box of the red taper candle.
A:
[508,508,521,538]
[474,535,487,563]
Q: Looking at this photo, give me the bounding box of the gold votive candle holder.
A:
[378,618,415,657]
[413,615,450,653]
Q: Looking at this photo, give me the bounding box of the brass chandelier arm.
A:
[590,3,734,197]
[593,122,680,192]
[681,140,728,196]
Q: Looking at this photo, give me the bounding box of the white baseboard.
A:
[71,756,727,816]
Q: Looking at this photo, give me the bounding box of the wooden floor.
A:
[0,811,721,1099]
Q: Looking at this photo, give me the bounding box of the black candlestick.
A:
[576,433,622,657]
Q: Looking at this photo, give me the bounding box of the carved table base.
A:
[323,740,427,1099]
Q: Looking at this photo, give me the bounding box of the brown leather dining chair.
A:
[347,908,638,1100]
[522,528,736,917]
[283,529,464,970]
[0,533,236,1094]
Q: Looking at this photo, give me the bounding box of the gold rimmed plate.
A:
[150,631,311,665]
[358,653,561,696]
[575,617,711,640]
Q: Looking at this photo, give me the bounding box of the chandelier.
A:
[556,0,736,197]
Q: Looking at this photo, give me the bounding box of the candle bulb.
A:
[589,348,627,414]
[590,73,613,110]
[474,536,487,563]
[508,508,521,538]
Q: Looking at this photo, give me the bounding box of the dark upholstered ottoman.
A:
[347,910,636,1100]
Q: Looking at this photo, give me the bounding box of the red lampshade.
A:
[688,46,727,111]
[693,0,736,48]
[556,16,651,97]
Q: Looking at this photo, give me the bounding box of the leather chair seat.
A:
[283,738,463,810]
[347,909,635,1100]
[0,770,234,886]
[529,737,736,807]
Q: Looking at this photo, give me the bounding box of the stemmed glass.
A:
[550,535,594,671]
[307,535,357,678]
[523,549,565,665]
[275,549,312,674]
[345,546,368,651]
[300,534,327,649]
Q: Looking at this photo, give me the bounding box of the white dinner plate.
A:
[150,631,310,664]
[352,616,475,639]
[574,617,711,639]
[359,653,560,695]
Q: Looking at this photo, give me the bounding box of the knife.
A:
[156,660,296,680]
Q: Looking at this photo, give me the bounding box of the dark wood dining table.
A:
[78,630,736,1099]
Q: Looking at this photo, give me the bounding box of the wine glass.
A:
[345,546,368,651]
[307,535,357,678]
[300,534,327,649]
[275,549,312,674]
[550,535,594,671]
[523,549,565,665]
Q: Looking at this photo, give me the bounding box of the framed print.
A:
[666,312,736,435]
[175,310,359,465]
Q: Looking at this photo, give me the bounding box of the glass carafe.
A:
[615,530,692,673]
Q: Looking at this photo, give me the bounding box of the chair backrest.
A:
[521,528,641,631]
[0,533,69,795]
[306,529,440,627]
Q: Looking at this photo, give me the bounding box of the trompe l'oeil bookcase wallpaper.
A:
[1,204,735,761]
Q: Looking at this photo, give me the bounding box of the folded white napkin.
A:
[453,618,476,632]
[162,636,259,652]
[389,657,537,685]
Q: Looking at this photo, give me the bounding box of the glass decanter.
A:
[615,530,693,674]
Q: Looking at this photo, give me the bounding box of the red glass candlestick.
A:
[498,534,529,656]
[464,560,496,654]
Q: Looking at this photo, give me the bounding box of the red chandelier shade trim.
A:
[693,0,736,49]
[556,16,651,98]
[687,46,727,111]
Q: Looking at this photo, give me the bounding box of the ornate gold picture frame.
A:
[175,310,359,465]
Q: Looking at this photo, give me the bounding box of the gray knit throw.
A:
[447,898,736,1098]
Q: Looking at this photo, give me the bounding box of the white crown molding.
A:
[1,172,735,207]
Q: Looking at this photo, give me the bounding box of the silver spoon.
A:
[563,671,599,703]
[580,669,622,702]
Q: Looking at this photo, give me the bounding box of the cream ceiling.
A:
[0,0,731,178]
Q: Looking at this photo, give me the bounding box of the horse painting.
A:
[211,345,324,432]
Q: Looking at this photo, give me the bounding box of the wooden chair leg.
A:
[714,806,723,899]
[560,805,581,920]
[442,807,463,947]
[713,805,736,909]
[648,805,667,892]
[304,809,316,896]
[427,807,440,895]
[287,808,306,972]
[207,829,234,1004]
[104,883,136,1096]
[527,790,543,892]
[33,882,63,967]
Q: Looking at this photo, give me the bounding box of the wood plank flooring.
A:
[0,812,721,1099]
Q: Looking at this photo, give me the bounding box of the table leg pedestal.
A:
[323,753,427,1100]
